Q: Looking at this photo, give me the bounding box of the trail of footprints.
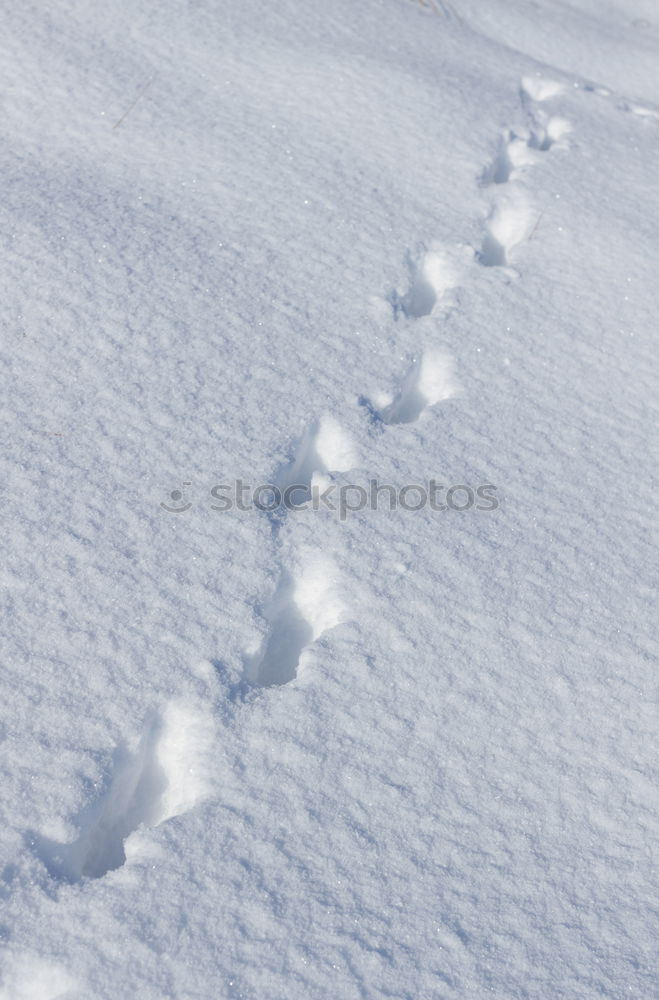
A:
[31,74,658,903]
[246,77,573,695]
[477,77,572,267]
[386,78,572,314]
[33,74,575,885]
[33,72,659,887]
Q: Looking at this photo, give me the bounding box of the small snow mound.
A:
[416,349,461,407]
[313,415,358,474]
[153,699,215,825]
[0,955,76,1000]
[521,75,564,101]
[293,552,347,641]
[480,187,535,267]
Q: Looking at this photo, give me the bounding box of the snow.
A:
[1,0,657,997]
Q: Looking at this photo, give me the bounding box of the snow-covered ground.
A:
[1,1,657,997]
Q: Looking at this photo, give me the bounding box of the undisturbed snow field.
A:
[1,1,657,997]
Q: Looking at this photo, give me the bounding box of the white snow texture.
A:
[0,0,657,998]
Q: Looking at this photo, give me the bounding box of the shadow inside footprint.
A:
[380,350,459,425]
[395,247,462,320]
[274,416,356,512]
[479,232,507,267]
[381,385,428,424]
[358,395,384,430]
[482,133,514,185]
[246,572,314,687]
[31,720,168,882]
[400,272,437,319]
[250,602,314,687]
[245,560,345,688]
[528,128,552,152]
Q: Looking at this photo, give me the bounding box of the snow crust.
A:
[1,0,657,997]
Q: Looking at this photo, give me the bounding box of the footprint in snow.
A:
[478,186,537,267]
[620,101,659,121]
[579,78,659,123]
[520,76,572,154]
[391,245,469,320]
[365,349,459,426]
[245,554,346,687]
[528,114,572,151]
[482,129,537,185]
[30,700,214,881]
[482,116,571,185]
[275,414,357,504]
[483,70,572,186]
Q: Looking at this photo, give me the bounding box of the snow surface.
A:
[1,0,657,997]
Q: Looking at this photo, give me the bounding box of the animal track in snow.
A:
[484,115,571,184]
[621,101,659,121]
[392,245,469,319]
[245,554,346,687]
[276,415,356,501]
[580,78,659,123]
[520,79,572,155]
[527,113,572,152]
[479,187,536,268]
[483,130,537,184]
[34,700,214,881]
[378,349,459,425]
[479,75,571,264]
